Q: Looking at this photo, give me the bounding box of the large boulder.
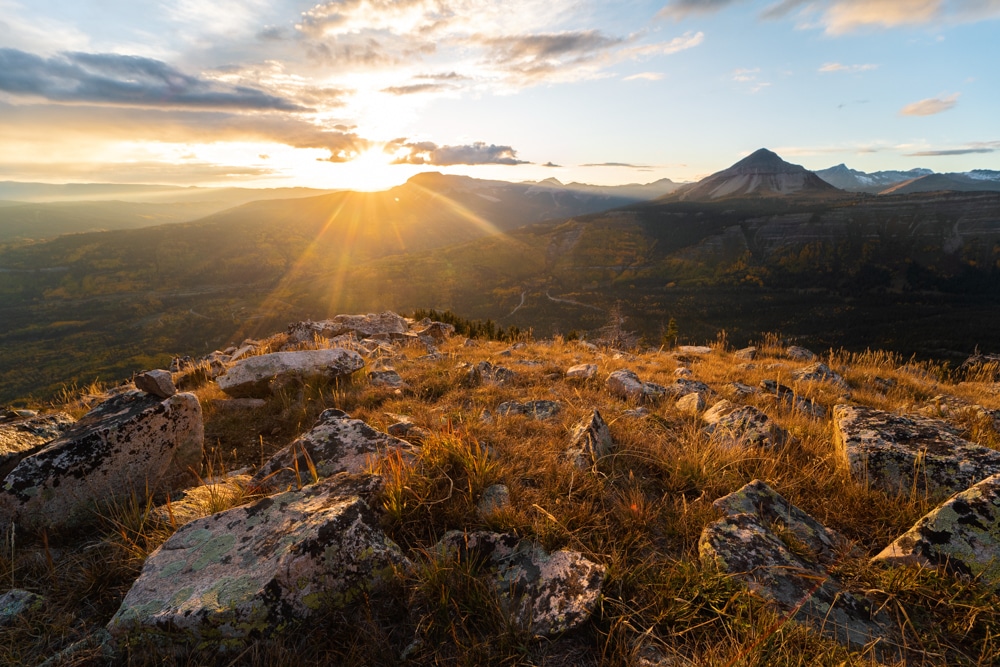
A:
[107,474,406,646]
[834,405,1000,498]
[252,410,417,491]
[217,349,364,398]
[287,312,409,344]
[701,481,893,653]
[565,410,614,468]
[0,392,203,532]
[0,412,75,477]
[703,400,787,449]
[874,473,1000,586]
[436,531,605,637]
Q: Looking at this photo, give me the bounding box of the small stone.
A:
[134,369,177,398]
[675,392,705,415]
[566,410,614,468]
[477,484,511,514]
[734,346,757,361]
[703,400,787,449]
[566,363,597,380]
[786,345,816,361]
[0,589,44,626]
[673,367,693,378]
[723,382,757,398]
[369,369,405,388]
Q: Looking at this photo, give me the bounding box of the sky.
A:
[0,0,998,190]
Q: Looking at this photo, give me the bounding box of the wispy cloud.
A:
[904,141,1000,156]
[732,67,771,92]
[899,93,959,116]
[386,139,529,165]
[0,48,305,111]
[624,72,664,81]
[381,82,457,95]
[819,62,878,73]
[580,162,656,168]
[659,0,743,20]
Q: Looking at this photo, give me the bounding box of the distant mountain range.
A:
[815,164,1000,194]
[670,149,841,201]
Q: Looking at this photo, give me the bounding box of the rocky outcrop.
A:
[286,312,410,344]
[217,349,365,398]
[606,369,665,403]
[496,400,562,420]
[0,391,203,532]
[0,412,75,476]
[874,473,1000,586]
[834,405,1000,498]
[703,400,787,449]
[436,531,605,637]
[565,410,614,468]
[252,410,416,491]
[700,481,892,653]
[108,473,406,646]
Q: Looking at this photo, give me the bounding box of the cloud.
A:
[386,139,529,165]
[0,160,277,184]
[904,141,1000,156]
[542,161,562,167]
[819,62,878,72]
[659,0,743,20]
[381,82,456,95]
[899,93,959,116]
[732,67,771,92]
[624,72,664,81]
[581,162,656,168]
[0,48,306,111]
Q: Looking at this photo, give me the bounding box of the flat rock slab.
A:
[108,474,406,646]
[218,349,364,398]
[875,473,1000,586]
[0,412,76,476]
[834,405,1000,498]
[436,531,605,637]
[252,409,416,491]
[703,400,787,449]
[0,391,203,532]
[566,410,614,468]
[702,481,893,654]
[496,400,562,420]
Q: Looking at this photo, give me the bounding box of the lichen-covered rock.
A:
[0,391,203,532]
[135,369,177,398]
[287,312,410,344]
[436,531,605,637]
[834,405,1000,498]
[252,410,416,491]
[703,400,787,449]
[874,473,1000,586]
[477,484,511,514]
[786,345,816,361]
[496,400,562,420]
[665,378,712,398]
[700,511,891,652]
[107,473,406,646]
[0,589,44,626]
[565,363,597,380]
[465,361,516,386]
[723,382,757,399]
[217,349,364,398]
[414,321,454,341]
[606,369,664,403]
[566,410,614,468]
[792,362,848,388]
[675,393,705,416]
[0,412,75,476]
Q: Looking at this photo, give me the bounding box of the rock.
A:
[565,363,597,380]
[874,473,1000,586]
[703,400,787,449]
[792,362,847,388]
[369,369,405,388]
[252,410,416,491]
[785,345,816,361]
[701,482,892,653]
[0,392,203,532]
[664,378,712,399]
[673,367,693,378]
[0,412,76,477]
[107,474,407,645]
[496,400,562,420]
[734,346,757,360]
[287,312,410,344]
[622,407,649,418]
[134,369,177,398]
[435,531,605,637]
[675,393,705,416]
[217,349,365,398]
[464,361,516,386]
[414,321,455,341]
[0,589,44,626]
[566,410,614,468]
[677,345,712,355]
[477,484,511,514]
[229,344,257,362]
[834,405,1000,498]
[606,369,665,403]
[723,382,757,399]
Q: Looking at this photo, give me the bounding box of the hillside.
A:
[3,315,1000,665]
[671,149,842,201]
[881,173,1000,195]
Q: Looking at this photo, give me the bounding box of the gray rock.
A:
[0,589,43,626]
[217,349,364,398]
[675,393,705,416]
[369,369,404,388]
[834,405,1000,498]
[0,392,203,532]
[253,409,416,491]
[414,321,455,341]
[477,484,511,514]
[622,407,649,418]
[496,400,562,420]
[703,400,787,449]
[734,346,757,361]
[874,473,1000,586]
[436,531,605,637]
[792,362,847,388]
[287,312,410,344]
[664,378,712,398]
[566,410,614,468]
[465,361,516,386]
[786,345,816,361]
[673,367,693,378]
[134,369,177,398]
[565,363,597,380]
[606,369,665,403]
[723,382,757,399]
[107,474,407,645]
[677,345,712,355]
[700,486,893,654]
[0,412,76,477]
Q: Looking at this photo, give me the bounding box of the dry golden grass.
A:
[4,329,1000,665]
